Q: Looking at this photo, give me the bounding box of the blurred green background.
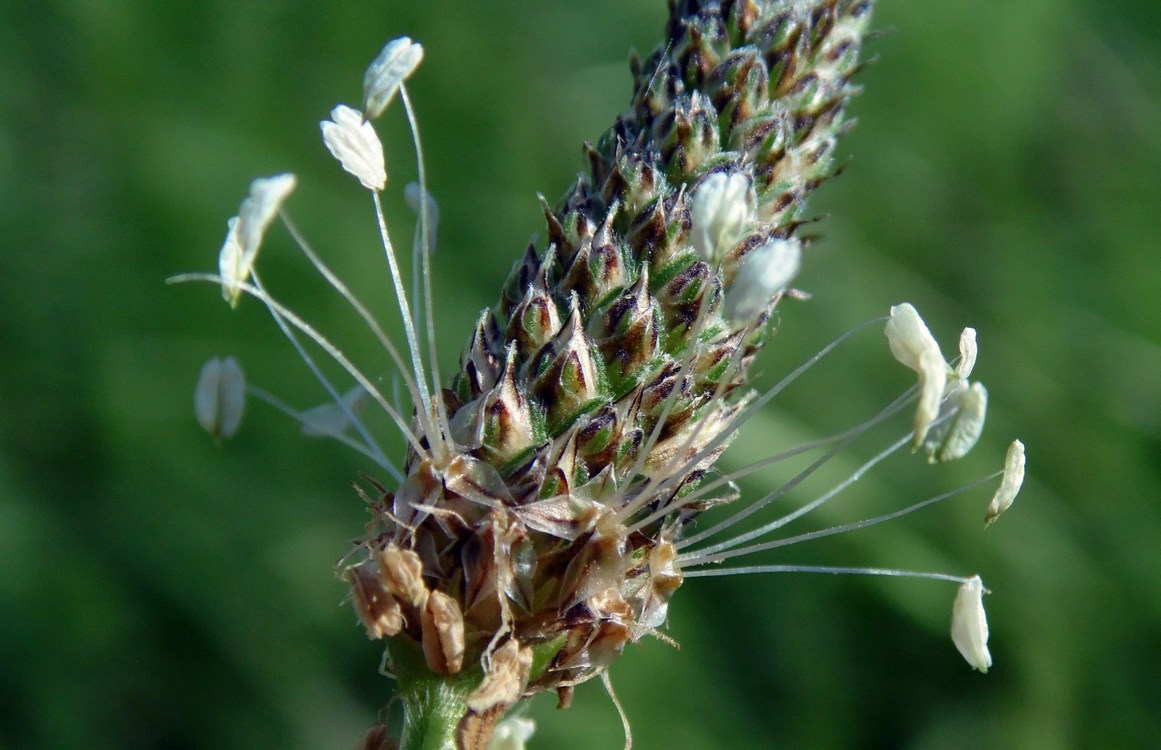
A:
[3,1,1160,748]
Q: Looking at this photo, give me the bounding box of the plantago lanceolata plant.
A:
[176,2,1025,748]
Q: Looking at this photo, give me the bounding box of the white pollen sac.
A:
[913,348,949,446]
[362,37,424,121]
[986,439,1026,527]
[217,217,245,307]
[194,356,246,439]
[885,303,945,374]
[951,575,992,673]
[689,171,755,263]
[885,304,953,446]
[957,327,978,379]
[237,173,297,261]
[925,380,988,462]
[321,105,387,191]
[723,237,802,324]
[218,173,297,307]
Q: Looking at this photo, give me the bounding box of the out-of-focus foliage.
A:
[2,1,1159,748]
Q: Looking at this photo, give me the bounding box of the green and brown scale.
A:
[346,1,872,747]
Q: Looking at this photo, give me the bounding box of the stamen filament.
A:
[674,384,917,551]
[616,316,887,524]
[684,427,914,559]
[400,84,452,450]
[626,389,913,535]
[169,272,426,456]
[279,211,428,430]
[683,564,970,585]
[600,672,633,750]
[246,385,400,478]
[251,271,403,477]
[372,193,445,460]
[681,472,1000,567]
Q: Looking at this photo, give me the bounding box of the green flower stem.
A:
[389,638,481,750]
[387,633,568,749]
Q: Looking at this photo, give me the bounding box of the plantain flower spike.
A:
[180,2,1028,747]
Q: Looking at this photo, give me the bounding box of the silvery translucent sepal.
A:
[405,182,440,249]
[299,384,370,437]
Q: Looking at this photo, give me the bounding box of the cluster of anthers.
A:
[179,3,1025,748]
